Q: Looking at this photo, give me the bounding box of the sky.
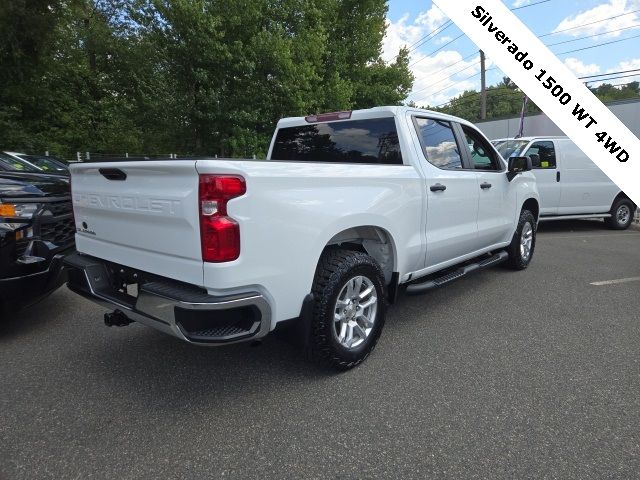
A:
[383,0,640,107]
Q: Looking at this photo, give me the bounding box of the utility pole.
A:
[480,50,487,120]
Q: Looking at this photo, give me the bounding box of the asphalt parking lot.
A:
[1,221,639,479]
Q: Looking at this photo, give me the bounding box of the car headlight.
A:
[0,203,40,219]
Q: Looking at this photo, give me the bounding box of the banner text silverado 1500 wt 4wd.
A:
[64,106,539,369]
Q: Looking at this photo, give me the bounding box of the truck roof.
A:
[492,136,569,142]
[277,106,480,129]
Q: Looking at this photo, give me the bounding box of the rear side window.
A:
[525,141,556,169]
[413,118,463,169]
[271,117,403,164]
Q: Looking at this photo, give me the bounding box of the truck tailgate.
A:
[70,161,203,286]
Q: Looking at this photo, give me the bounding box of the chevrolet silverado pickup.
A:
[64,106,539,369]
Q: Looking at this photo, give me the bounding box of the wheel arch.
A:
[521,197,540,222]
[613,191,637,211]
[320,225,397,286]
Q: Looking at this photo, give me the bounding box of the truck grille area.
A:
[41,217,75,246]
[46,200,73,217]
[11,198,74,261]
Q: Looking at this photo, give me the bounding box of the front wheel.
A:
[506,209,536,270]
[606,198,635,230]
[308,249,386,370]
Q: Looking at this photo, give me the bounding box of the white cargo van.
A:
[492,137,636,229]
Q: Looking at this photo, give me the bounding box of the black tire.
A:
[308,249,386,370]
[606,198,635,230]
[506,209,536,270]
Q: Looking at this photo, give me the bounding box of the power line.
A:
[432,87,523,108]
[410,52,479,89]
[412,28,640,95]
[511,0,552,11]
[539,8,640,38]
[431,80,640,109]
[545,24,640,47]
[556,32,640,55]
[579,68,640,79]
[407,21,453,53]
[584,73,640,84]
[411,31,640,103]
[423,10,640,81]
[409,4,640,107]
[413,67,498,103]
[411,59,481,96]
[409,33,465,68]
[408,0,553,65]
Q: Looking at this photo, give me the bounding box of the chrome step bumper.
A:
[64,252,271,345]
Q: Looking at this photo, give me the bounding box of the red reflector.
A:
[199,175,246,262]
[305,111,352,123]
[200,216,241,262]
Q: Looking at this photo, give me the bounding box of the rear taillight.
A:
[199,175,246,262]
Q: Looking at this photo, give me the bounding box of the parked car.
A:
[0,152,42,174]
[17,154,69,175]
[0,168,74,313]
[492,137,636,229]
[64,106,539,369]
[3,151,69,176]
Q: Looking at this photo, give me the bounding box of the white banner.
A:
[433,0,640,206]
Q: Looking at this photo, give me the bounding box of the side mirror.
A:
[507,156,532,181]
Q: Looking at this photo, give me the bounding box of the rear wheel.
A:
[308,249,386,370]
[606,198,634,230]
[507,209,536,270]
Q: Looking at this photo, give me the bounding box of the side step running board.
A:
[405,250,509,295]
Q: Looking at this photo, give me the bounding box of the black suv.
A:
[0,155,74,313]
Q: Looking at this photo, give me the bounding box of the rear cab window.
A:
[270,117,403,165]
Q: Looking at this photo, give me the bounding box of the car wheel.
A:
[606,198,634,230]
[507,209,536,270]
[308,249,386,370]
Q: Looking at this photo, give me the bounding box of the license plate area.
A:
[105,263,142,300]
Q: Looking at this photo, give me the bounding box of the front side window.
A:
[271,117,403,164]
[413,118,463,169]
[462,126,502,171]
[524,141,556,169]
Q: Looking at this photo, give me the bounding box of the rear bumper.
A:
[64,252,271,346]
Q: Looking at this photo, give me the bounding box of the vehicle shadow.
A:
[536,218,610,233]
[0,291,65,338]
[67,271,478,411]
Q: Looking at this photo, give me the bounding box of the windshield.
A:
[491,139,530,158]
[0,152,41,173]
[20,155,68,172]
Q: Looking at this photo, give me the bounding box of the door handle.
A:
[480,182,492,189]
[430,183,447,192]
[556,171,561,182]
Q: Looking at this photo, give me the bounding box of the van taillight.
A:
[199,175,246,262]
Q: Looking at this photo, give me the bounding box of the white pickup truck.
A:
[65,106,540,369]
